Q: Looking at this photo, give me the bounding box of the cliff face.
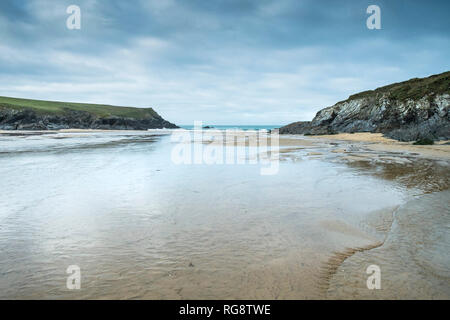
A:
[280,71,450,141]
[0,97,178,130]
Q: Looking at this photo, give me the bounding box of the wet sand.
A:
[325,190,450,299]
[310,132,449,160]
[0,130,448,299]
[278,133,450,299]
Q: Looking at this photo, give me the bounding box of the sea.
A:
[178,125,281,130]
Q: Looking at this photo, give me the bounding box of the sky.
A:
[0,0,449,125]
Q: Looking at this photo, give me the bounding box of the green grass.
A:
[0,96,159,119]
[341,71,450,103]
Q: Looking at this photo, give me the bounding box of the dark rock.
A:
[413,138,434,145]
[279,71,450,141]
[0,108,178,131]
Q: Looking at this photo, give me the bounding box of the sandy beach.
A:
[276,132,450,299]
[0,130,449,299]
[308,132,450,160]
[2,129,449,160]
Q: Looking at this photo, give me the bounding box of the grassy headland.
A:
[0,96,178,130]
[0,96,159,119]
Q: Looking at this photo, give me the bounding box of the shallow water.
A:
[327,191,450,299]
[0,131,448,299]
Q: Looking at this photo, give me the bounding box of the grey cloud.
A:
[0,0,449,125]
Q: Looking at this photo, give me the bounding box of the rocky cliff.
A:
[280,71,450,141]
[0,96,178,130]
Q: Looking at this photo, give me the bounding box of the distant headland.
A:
[0,96,178,130]
[280,71,450,141]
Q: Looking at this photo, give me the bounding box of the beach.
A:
[0,130,448,299]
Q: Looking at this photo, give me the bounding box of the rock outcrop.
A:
[280,71,450,141]
[0,97,178,130]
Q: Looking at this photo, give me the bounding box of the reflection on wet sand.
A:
[0,130,448,299]
[327,191,450,299]
[278,133,449,299]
